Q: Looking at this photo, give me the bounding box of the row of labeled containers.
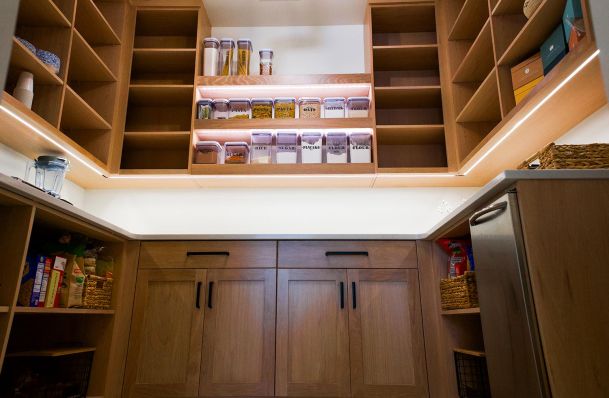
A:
[194,131,372,165]
[196,97,370,120]
[203,38,273,76]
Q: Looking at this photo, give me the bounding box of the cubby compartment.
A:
[121,131,191,170]
[131,48,196,84]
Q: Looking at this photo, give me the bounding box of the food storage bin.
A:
[196,99,213,119]
[259,49,273,75]
[224,142,250,164]
[219,38,235,76]
[251,98,274,119]
[276,132,298,164]
[195,141,222,164]
[203,38,219,76]
[301,132,323,164]
[212,99,229,119]
[347,97,370,118]
[228,98,251,119]
[323,97,346,118]
[237,39,252,76]
[299,97,321,119]
[326,132,348,163]
[251,132,273,164]
[274,97,296,119]
[349,132,372,163]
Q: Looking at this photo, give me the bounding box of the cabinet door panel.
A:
[199,269,276,396]
[276,269,350,397]
[348,269,428,398]
[124,269,206,397]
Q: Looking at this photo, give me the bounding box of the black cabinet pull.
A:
[352,282,357,309]
[187,251,230,256]
[325,251,369,256]
[195,282,202,309]
[207,281,214,309]
[339,282,345,309]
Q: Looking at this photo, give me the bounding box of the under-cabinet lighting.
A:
[461,49,601,176]
[376,173,458,178]
[199,84,371,92]
[108,173,374,180]
[0,104,106,176]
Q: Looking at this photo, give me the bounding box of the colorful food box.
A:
[514,76,544,105]
[511,53,544,92]
[541,24,568,75]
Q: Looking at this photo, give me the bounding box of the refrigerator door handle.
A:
[470,201,508,226]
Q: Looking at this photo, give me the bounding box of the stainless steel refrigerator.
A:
[469,192,551,398]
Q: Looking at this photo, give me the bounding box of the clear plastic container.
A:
[251,98,273,119]
[224,142,250,164]
[228,98,251,119]
[195,141,222,164]
[347,97,370,118]
[299,97,321,119]
[203,38,219,76]
[274,97,296,119]
[326,132,348,163]
[196,98,213,119]
[349,133,372,163]
[259,49,273,75]
[212,99,229,119]
[301,132,323,164]
[276,132,298,164]
[323,97,346,118]
[251,132,273,164]
[237,39,252,76]
[219,38,235,76]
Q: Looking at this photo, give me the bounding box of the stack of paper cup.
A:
[14,72,34,109]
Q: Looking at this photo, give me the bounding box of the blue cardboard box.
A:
[541,24,567,75]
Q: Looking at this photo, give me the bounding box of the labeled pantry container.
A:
[212,99,229,119]
[251,132,273,164]
[195,141,222,164]
[299,98,321,119]
[301,132,323,164]
[203,38,219,76]
[259,49,273,75]
[323,97,346,118]
[347,97,370,118]
[228,99,251,119]
[219,38,235,76]
[196,99,213,119]
[326,132,348,163]
[276,132,298,164]
[224,142,250,164]
[349,132,372,163]
[237,39,252,75]
[275,97,296,119]
[251,98,273,119]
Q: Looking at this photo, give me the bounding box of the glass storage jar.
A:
[259,49,273,75]
[276,132,298,164]
[347,97,370,118]
[195,141,222,164]
[251,98,273,119]
[301,132,323,164]
[196,98,213,119]
[251,132,273,164]
[228,98,251,119]
[349,132,372,163]
[224,142,250,164]
[212,99,229,119]
[323,97,346,118]
[219,38,235,76]
[298,97,321,119]
[326,132,348,163]
[203,38,219,76]
[237,39,252,76]
[274,97,296,119]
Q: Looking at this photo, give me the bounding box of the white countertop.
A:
[2,170,609,241]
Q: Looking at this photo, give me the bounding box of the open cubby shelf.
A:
[456,69,501,123]
[373,45,439,71]
[69,30,117,82]
[75,0,121,46]
[449,0,489,41]
[62,86,112,131]
[131,49,196,84]
[375,86,442,109]
[375,125,446,145]
[452,19,494,83]
[17,0,72,28]
[9,37,63,86]
[128,84,194,107]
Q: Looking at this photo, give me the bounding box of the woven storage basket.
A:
[523,0,542,18]
[519,143,609,170]
[82,275,113,309]
[440,271,479,310]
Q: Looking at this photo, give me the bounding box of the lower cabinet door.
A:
[123,269,207,397]
[199,269,276,396]
[276,269,351,397]
[348,269,429,398]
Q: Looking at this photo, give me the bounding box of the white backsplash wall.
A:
[555,104,609,144]
[210,25,366,75]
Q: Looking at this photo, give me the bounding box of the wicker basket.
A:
[82,275,113,309]
[523,0,542,18]
[440,271,479,310]
[519,143,609,170]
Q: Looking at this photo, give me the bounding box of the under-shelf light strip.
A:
[0,105,106,176]
[461,49,601,176]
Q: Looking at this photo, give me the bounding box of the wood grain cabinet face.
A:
[348,269,429,398]
[123,269,206,397]
[199,269,276,397]
[276,269,351,397]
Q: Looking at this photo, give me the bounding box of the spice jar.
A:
[347,97,370,118]
[299,97,321,119]
[219,38,235,76]
[323,97,346,118]
[237,39,252,76]
[224,142,250,164]
[196,98,213,119]
[259,49,273,75]
[195,141,222,164]
[326,132,348,163]
[251,132,273,164]
[228,98,251,119]
[251,98,273,119]
[301,132,323,164]
[203,38,219,76]
[349,133,372,163]
[276,132,298,164]
[274,97,296,119]
[212,99,229,119]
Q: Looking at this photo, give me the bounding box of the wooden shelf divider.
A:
[374,86,442,108]
[75,0,121,46]
[69,30,117,82]
[376,125,445,145]
[0,306,9,313]
[373,45,439,71]
[17,0,71,28]
[191,163,376,176]
[452,19,494,83]
[14,307,115,315]
[449,0,489,41]
[10,37,63,86]
[456,69,501,123]
[194,118,375,131]
[442,307,481,316]
[62,86,112,130]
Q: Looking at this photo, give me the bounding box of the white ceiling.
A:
[203,0,368,27]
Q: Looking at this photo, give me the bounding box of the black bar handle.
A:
[325,251,369,256]
[207,281,214,309]
[187,251,230,256]
[352,282,357,309]
[195,282,202,309]
[339,282,345,309]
